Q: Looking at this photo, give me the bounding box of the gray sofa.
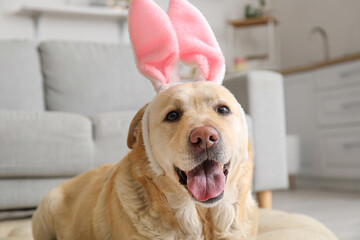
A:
[0,40,288,216]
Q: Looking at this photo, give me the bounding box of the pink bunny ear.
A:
[168,0,225,85]
[128,0,179,92]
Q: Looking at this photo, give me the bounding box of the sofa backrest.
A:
[0,40,44,111]
[39,41,155,116]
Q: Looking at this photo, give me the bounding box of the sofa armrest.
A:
[224,70,289,192]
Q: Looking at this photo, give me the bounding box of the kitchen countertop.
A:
[281,53,360,75]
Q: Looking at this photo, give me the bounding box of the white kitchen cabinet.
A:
[316,86,360,126]
[284,59,360,189]
[315,60,360,90]
[319,128,360,179]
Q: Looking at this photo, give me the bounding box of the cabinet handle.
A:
[339,68,360,79]
[341,100,360,110]
[343,141,360,149]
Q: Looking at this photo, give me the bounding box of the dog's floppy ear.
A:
[127,104,149,149]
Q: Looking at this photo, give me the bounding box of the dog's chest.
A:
[132,205,245,240]
[171,202,248,240]
[200,208,248,240]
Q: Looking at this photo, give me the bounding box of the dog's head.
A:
[127,0,248,206]
[128,82,249,206]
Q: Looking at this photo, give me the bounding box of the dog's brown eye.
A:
[165,111,180,122]
[217,106,230,115]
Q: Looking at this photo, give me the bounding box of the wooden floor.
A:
[273,188,360,240]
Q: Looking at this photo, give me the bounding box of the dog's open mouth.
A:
[175,160,230,203]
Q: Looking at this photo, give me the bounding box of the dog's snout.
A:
[190,126,219,150]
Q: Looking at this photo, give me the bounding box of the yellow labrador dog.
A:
[33,0,258,238]
[32,82,258,240]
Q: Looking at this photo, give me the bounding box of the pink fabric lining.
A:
[168,0,225,83]
[128,0,225,92]
[128,0,179,90]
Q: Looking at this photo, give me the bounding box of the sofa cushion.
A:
[0,41,44,111]
[0,111,93,177]
[39,41,155,116]
[0,178,67,211]
[92,111,136,166]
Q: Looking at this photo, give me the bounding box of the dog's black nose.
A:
[190,126,219,150]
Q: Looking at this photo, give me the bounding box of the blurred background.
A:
[0,0,359,239]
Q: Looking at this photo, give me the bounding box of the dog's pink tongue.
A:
[187,161,225,202]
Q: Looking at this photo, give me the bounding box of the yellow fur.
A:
[32,82,258,240]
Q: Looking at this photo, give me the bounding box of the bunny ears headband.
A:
[128,0,226,92]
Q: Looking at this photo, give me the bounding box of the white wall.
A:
[272,0,360,69]
[1,0,360,70]
[0,0,37,39]
[0,0,248,43]
[0,0,123,43]
[0,0,251,63]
